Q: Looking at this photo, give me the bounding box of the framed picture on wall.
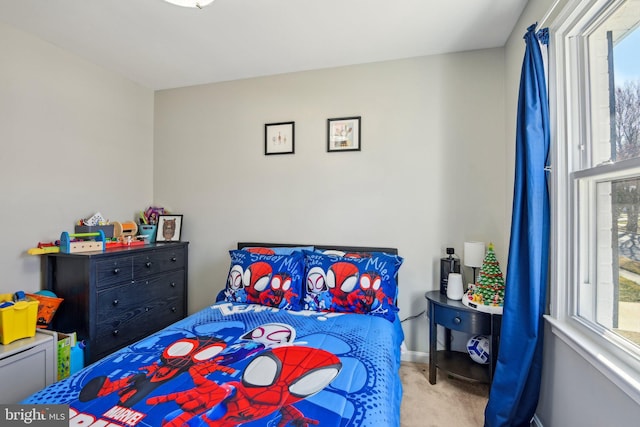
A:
[327,116,361,152]
[155,214,183,242]
[265,121,295,155]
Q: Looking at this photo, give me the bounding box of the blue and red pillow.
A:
[218,250,305,310]
[303,250,403,321]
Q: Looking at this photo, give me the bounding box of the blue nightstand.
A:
[425,290,501,385]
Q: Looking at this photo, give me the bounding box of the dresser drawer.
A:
[92,324,139,358]
[432,304,491,334]
[134,270,185,298]
[96,271,184,330]
[95,258,133,287]
[92,297,185,360]
[133,246,186,278]
[96,282,149,333]
[95,272,185,355]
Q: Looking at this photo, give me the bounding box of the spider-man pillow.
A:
[303,250,403,321]
[219,250,305,310]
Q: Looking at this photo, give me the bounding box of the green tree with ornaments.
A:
[462,243,505,314]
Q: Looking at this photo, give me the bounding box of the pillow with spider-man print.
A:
[302,250,403,321]
[314,248,403,304]
[219,250,305,310]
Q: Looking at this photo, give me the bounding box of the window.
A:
[553,0,640,388]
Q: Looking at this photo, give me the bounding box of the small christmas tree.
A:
[462,243,505,314]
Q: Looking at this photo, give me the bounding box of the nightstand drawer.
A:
[432,304,491,334]
[133,246,186,278]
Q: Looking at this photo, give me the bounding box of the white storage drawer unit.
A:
[0,330,56,403]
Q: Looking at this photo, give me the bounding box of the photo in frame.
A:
[327,116,361,152]
[155,215,183,242]
[265,121,295,155]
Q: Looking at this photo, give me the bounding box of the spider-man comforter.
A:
[23,301,404,426]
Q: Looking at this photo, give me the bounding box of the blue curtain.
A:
[484,24,550,427]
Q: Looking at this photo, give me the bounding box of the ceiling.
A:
[0,0,528,90]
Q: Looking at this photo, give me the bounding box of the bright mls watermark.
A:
[0,405,68,426]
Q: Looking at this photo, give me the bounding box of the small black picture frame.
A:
[155,214,183,242]
[265,121,295,155]
[327,116,361,152]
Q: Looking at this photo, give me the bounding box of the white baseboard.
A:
[531,414,543,427]
[400,350,429,364]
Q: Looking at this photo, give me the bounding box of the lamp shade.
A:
[164,0,214,8]
[464,241,485,268]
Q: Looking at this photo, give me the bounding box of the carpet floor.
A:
[400,362,489,427]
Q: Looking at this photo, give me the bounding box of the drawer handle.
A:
[171,257,177,262]
[112,299,119,306]
[113,268,120,274]
[453,316,462,324]
[112,329,119,336]
[171,307,176,313]
[170,282,176,288]
[145,307,149,312]
[146,261,152,268]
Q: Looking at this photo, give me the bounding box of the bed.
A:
[23,242,405,427]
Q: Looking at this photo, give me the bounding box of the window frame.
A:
[549,0,640,404]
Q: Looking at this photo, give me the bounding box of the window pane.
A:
[587,2,640,166]
[592,178,640,346]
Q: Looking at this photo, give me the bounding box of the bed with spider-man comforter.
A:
[23,301,404,426]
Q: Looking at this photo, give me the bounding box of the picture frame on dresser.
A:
[155,214,183,242]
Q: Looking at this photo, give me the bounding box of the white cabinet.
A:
[0,330,56,403]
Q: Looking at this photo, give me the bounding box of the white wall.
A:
[0,13,510,355]
[0,22,154,293]
[504,0,640,424]
[154,51,509,353]
[537,322,639,426]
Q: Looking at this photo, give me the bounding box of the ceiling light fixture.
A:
[164,0,215,9]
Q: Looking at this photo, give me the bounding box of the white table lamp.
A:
[464,241,485,284]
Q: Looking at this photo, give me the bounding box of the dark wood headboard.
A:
[237,242,398,255]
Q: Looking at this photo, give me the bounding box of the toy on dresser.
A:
[106,220,145,248]
[60,230,106,253]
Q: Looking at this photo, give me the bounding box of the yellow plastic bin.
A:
[0,293,39,345]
